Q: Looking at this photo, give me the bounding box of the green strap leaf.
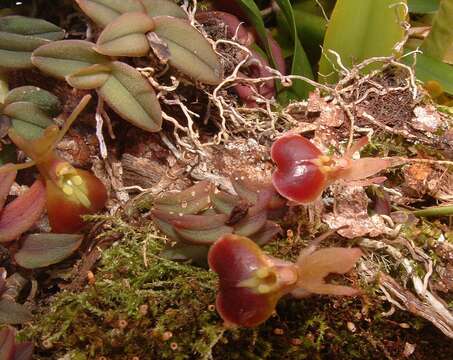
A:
[31,40,111,79]
[98,61,162,132]
[403,50,453,94]
[421,0,453,64]
[14,233,83,269]
[141,0,187,18]
[3,101,53,139]
[275,0,314,100]
[152,16,223,84]
[0,15,65,40]
[408,0,440,14]
[95,12,155,57]
[75,0,146,27]
[319,0,407,83]
[4,86,62,117]
[0,299,32,324]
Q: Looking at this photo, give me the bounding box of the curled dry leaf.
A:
[95,12,155,57]
[14,233,84,269]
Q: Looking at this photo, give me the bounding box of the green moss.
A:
[20,216,453,359]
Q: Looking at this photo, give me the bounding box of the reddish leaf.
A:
[0,169,16,210]
[0,179,46,242]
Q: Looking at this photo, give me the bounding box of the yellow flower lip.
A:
[54,162,91,208]
[238,265,298,295]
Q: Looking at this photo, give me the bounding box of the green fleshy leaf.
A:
[421,0,453,64]
[160,244,209,266]
[233,208,267,237]
[31,40,110,79]
[141,0,187,18]
[98,61,162,132]
[4,86,62,117]
[0,31,49,69]
[14,233,83,269]
[408,0,440,13]
[152,16,223,84]
[95,12,155,57]
[319,0,407,83]
[75,0,145,27]
[0,15,64,40]
[274,0,314,100]
[175,225,234,245]
[0,299,33,324]
[66,63,111,90]
[3,101,53,139]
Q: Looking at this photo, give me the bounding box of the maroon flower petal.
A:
[208,234,297,327]
[271,135,326,204]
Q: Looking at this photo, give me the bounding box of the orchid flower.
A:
[208,234,363,327]
[271,134,390,204]
[1,95,107,233]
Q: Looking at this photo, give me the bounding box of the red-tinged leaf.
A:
[250,221,282,246]
[160,244,209,266]
[151,214,182,241]
[75,0,146,27]
[14,233,83,269]
[154,181,213,214]
[174,225,234,245]
[0,169,16,210]
[0,299,33,324]
[0,179,46,243]
[0,326,15,357]
[13,342,34,360]
[296,247,363,296]
[171,213,229,229]
[95,12,155,57]
[211,189,241,215]
[271,134,326,204]
[46,169,107,233]
[233,207,267,237]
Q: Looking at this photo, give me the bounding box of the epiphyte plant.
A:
[208,233,363,328]
[1,90,107,234]
[26,0,223,133]
[151,176,287,264]
[271,134,391,204]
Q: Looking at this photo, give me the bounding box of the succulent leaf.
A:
[153,180,212,214]
[160,244,209,266]
[3,101,53,140]
[75,0,145,27]
[233,206,267,237]
[250,221,282,246]
[152,16,223,84]
[14,233,83,269]
[31,40,110,79]
[211,189,241,215]
[95,12,155,57]
[0,15,64,41]
[4,86,62,117]
[175,225,234,245]
[66,63,111,90]
[141,0,187,18]
[0,31,49,69]
[0,179,46,243]
[97,61,162,132]
[0,299,33,324]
